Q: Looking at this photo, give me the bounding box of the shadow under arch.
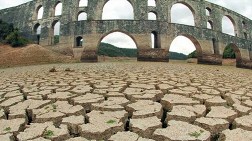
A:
[96,30,139,50]
[222,43,242,66]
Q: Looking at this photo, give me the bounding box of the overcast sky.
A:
[0,0,251,55]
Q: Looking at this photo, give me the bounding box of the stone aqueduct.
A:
[0,0,252,68]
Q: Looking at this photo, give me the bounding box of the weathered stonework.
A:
[0,0,252,68]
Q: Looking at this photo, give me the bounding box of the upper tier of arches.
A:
[22,0,251,40]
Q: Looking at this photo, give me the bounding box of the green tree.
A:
[5,29,29,47]
[188,50,197,58]
[0,20,29,47]
[0,20,14,41]
[54,35,59,44]
[223,45,236,59]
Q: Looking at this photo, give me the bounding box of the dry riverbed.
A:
[0,62,252,141]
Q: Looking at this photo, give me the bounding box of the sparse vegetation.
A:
[43,130,54,138]
[188,130,204,138]
[52,104,57,110]
[3,127,11,132]
[0,20,29,47]
[54,35,59,44]
[106,119,116,124]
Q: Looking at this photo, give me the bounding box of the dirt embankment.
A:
[0,44,75,67]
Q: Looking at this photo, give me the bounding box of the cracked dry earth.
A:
[0,62,252,141]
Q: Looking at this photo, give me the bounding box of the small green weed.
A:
[188,130,204,138]
[3,127,11,132]
[44,130,54,138]
[106,119,116,124]
[52,104,57,109]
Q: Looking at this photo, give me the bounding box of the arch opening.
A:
[52,20,60,44]
[37,6,44,20]
[55,2,62,16]
[76,36,83,47]
[148,12,157,20]
[242,21,246,28]
[79,0,88,7]
[151,31,160,49]
[207,20,213,29]
[97,31,137,61]
[169,35,202,61]
[222,16,236,36]
[206,7,211,16]
[78,12,87,21]
[34,23,41,44]
[222,43,242,66]
[244,32,248,39]
[171,3,195,26]
[102,0,134,20]
[148,0,156,7]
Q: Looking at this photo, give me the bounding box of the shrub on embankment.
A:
[0,20,29,47]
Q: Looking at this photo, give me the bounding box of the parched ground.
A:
[0,62,252,141]
[0,44,74,67]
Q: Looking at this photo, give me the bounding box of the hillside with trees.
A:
[98,43,187,60]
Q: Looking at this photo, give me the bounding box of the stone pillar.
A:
[197,39,222,65]
[134,33,169,62]
[138,49,169,62]
[80,34,101,62]
[236,48,252,69]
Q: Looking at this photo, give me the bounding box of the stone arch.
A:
[54,1,63,16]
[76,36,83,47]
[148,12,157,20]
[169,34,203,58]
[77,12,87,21]
[33,23,41,44]
[36,5,44,20]
[244,32,248,39]
[148,0,156,7]
[242,21,246,28]
[151,31,160,49]
[207,20,213,29]
[102,0,134,20]
[222,43,242,64]
[33,23,41,34]
[79,0,88,7]
[170,2,195,26]
[206,7,211,16]
[51,20,60,44]
[222,15,236,36]
[97,30,139,50]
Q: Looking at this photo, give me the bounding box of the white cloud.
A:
[169,36,196,55]
[102,32,137,49]
[0,0,32,9]
[102,0,134,20]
